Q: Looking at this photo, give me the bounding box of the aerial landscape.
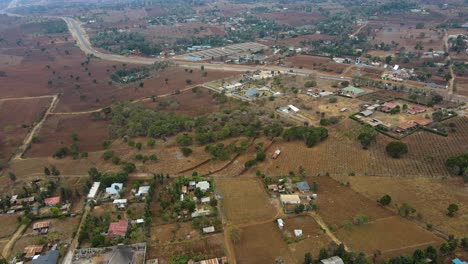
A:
[0,0,467,263]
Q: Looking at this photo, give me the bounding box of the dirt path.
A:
[2,223,27,259]
[309,212,350,251]
[443,30,455,95]
[0,95,54,102]
[11,94,58,160]
[62,205,90,264]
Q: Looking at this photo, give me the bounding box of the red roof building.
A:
[407,106,426,115]
[44,196,60,206]
[381,102,398,113]
[108,220,128,238]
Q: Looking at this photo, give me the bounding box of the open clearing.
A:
[0,215,20,239]
[336,216,444,260]
[217,177,277,225]
[333,175,468,238]
[234,222,294,264]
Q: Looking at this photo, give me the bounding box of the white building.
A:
[288,105,300,113]
[196,181,210,192]
[321,256,344,264]
[87,182,101,201]
[202,226,215,233]
[277,218,284,229]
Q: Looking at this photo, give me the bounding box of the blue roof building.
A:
[246,88,259,98]
[32,250,59,264]
[296,181,311,192]
[453,258,468,264]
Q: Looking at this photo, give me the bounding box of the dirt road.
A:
[2,224,27,259]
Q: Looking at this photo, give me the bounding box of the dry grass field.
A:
[234,222,295,264]
[336,216,444,260]
[283,216,332,263]
[0,97,51,161]
[217,177,277,225]
[333,175,468,238]
[0,215,21,239]
[146,233,226,263]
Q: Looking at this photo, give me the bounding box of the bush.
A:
[447,203,459,217]
[256,150,266,162]
[102,150,114,161]
[328,97,337,103]
[385,141,408,158]
[180,147,192,157]
[245,159,257,168]
[53,147,69,159]
[176,134,193,146]
[304,80,317,88]
[378,194,392,206]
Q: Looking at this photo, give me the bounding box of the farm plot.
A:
[455,77,468,97]
[282,216,332,263]
[151,222,201,245]
[217,177,277,225]
[333,175,468,238]
[0,97,51,162]
[234,222,295,264]
[146,233,225,263]
[25,113,111,158]
[306,177,393,228]
[336,216,444,261]
[258,117,468,177]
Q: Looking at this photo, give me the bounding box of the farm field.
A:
[217,177,277,225]
[284,55,349,74]
[333,175,468,238]
[455,77,468,97]
[335,216,444,260]
[282,216,332,263]
[146,233,226,263]
[0,97,51,162]
[234,222,295,264]
[257,117,468,177]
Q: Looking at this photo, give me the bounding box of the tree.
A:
[358,127,377,149]
[312,181,318,192]
[44,167,51,176]
[378,194,392,206]
[147,138,156,148]
[122,162,136,173]
[439,242,451,255]
[50,207,60,216]
[328,97,337,103]
[176,134,193,146]
[398,202,416,217]
[8,172,16,182]
[385,55,392,64]
[460,237,468,249]
[180,147,192,157]
[230,227,241,244]
[447,203,459,217]
[318,248,329,260]
[135,142,142,150]
[304,252,313,264]
[185,79,192,85]
[385,142,408,158]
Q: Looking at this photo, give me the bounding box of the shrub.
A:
[385,141,408,158]
[180,147,192,157]
[102,150,114,161]
[378,194,392,206]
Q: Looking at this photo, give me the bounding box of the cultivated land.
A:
[217,177,277,225]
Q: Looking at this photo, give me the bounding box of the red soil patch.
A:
[258,11,324,27]
[0,97,51,161]
[25,113,111,158]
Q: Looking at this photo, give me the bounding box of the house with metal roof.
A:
[32,250,59,264]
[296,181,311,192]
[321,256,345,264]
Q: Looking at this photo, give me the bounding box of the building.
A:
[280,195,301,205]
[33,221,50,235]
[296,181,311,192]
[277,218,284,229]
[196,181,210,192]
[32,250,59,264]
[360,110,373,117]
[341,86,365,97]
[44,196,60,206]
[321,256,345,264]
[135,186,150,197]
[191,209,211,218]
[108,220,128,238]
[271,149,281,159]
[106,183,123,199]
[113,199,128,210]
[188,256,228,264]
[268,184,279,192]
[396,121,418,133]
[202,226,215,233]
[24,245,45,259]
[11,196,35,205]
[201,197,211,203]
[407,106,426,115]
[245,88,259,99]
[87,182,100,201]
[452,258,468,264]
[381,102,398,113]
[288,105,300,113]
[294,229,303,237]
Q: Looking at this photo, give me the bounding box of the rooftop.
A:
[108,220,128,237]
[44,196,60,206]
[296,181,311,192]
[32,250,59,264]
[321,256,345,264]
